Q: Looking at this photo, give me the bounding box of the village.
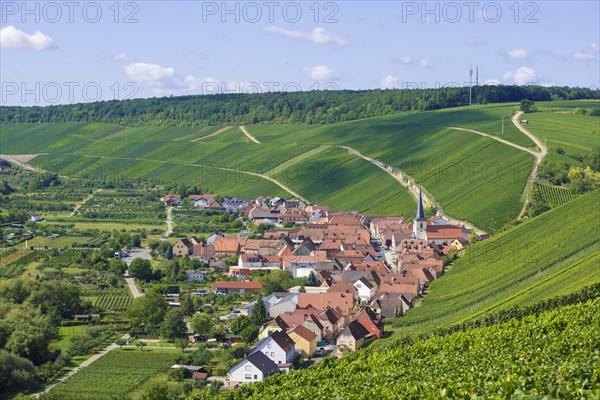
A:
[162,189,479,387]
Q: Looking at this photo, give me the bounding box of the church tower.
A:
[413,187,427,240]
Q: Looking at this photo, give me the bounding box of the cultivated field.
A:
[2,101,596,231]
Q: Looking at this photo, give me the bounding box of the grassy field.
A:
[390,189,600,334]
[44,349,178,400]
[521,111,599,158]
[2,101,595,230]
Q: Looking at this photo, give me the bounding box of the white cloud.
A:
[394,55,433,68]
[465,37,485,47]
[114,52,133,62]
[0,25,57,50]
[396,55,413,65]
[573,43,599,61]
[417,58,433,68]
[502,66,539,85]
[380,75,399,89]
[484,79,500,85]
[265,26,348,46]
[507,49,528,59]
[124,61,246,95]
[124,62,187,89]
[303,65,336,81]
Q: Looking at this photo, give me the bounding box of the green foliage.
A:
[520,98,537,113]
[127,291,168,333]
[392,189,600,334]
[190,313,213,338]
[229,315,252,335]
[2,86,597,126]
[197,299,600,399]
[0,349,41,394]
[129,258,154,282]
[43,349,177,400]
[251,296,267,324]
[160,308,187,340]
[240,325,259,344]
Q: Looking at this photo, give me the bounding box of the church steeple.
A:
[413,187,427,240]
[416,187,425,221]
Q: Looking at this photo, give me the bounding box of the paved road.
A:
[511,111,548,219]
[239,126,261,144]
[122,249,150,298]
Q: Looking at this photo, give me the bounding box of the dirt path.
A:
[33,342,120,397]
[511,111,548,218]
[448,126,538,156]
[191,126,233,142]
[165,206,173,237]
[65,152,309,203]
[0,153,45,171]
[70,189,102,216]
[340,146,487,235]
[240,126,261,144]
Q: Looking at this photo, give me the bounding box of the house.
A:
[163,194,181,206]
[287,325,317,357]
[268,293,298,318]
[316,307,345,341]
[28,214,43,222]
[353,278,375,303]
[215,281,262,295]
[336,320,370,356]
[228,351,278,383]
[352,307,384,339]
[297,292,354,315]
[173,238,193,257]
[251,330,296,365]
[186,270,207,282]
[276,310,324,342]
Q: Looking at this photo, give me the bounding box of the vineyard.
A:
[42,349,177,400]
[82,288,133,310]
[0,250,46,278]
[203,298,600,400]
[537,183,575,207]
[390,189,600,334]
[37,249,90,271]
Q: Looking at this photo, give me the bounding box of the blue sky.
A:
[1,1,598,106]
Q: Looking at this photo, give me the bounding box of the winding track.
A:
[240,125,261,144]
[511,111,548,218]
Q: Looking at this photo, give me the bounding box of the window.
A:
[245,374,252,379]
[267,342,272,349]
[245,365,252,371]
[271,352,275,357]
[254,375,257,379]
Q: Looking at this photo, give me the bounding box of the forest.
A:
[1,85,598,126]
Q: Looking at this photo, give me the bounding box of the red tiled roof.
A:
[215,281,261,289]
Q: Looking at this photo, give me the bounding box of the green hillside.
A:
[199,298,600,400]
[391,188,600,334]
[1,101,596,231]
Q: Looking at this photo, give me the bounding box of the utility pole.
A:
[469,64,473,106]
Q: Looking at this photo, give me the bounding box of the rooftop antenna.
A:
[469,64,473,106]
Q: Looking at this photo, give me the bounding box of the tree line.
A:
[1,86,598,126]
